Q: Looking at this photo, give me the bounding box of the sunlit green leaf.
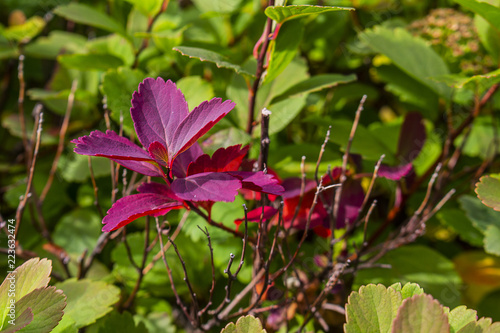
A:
[265,5,354,24]
[221,315,266,333]
[54,3,128,38]
[360,26,451,99]
[391,294,449,333]
[476,175,500,211]
[123,0,163,17]
[345,284,402,333]
[454,0,500,32]
[24,31,86,59]
[176,76,215,111]
[1,16,45,42]
[173,46,254,78]
[58,54,124,71]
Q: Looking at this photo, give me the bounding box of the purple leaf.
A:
[131,77,189,150]
[171,172,242,202]
[72,130,153,161]
[397,112,426,163]
[187,145,249,175]
[172,143,204,178]
[138,182,181,201]
[102,193,183,232]
[378,163,413,180]
[169,98,235,164]
[228,171,284,195]
[72,130,163,177]
[148,141,169,166]
[281,178,317,199]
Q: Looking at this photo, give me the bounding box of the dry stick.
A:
[15,112,43,238]
[197,226,216,317]
[17,54,30,166]
[40,80,78,202]
[332,95,366,229]
[314,126,332,186]
[359,155,384,215]
[362,200,377,246]
[258,108,272,171]
[168,235,200,326]
[88,156,104,219]
[154,217,194,326]
[143,210,189,274]
[210,205,249,317]
[122,217,151,310]
[247,0,275,135]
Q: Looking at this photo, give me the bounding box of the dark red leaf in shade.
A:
[228,171,285,195]
[234,206,278,228]
[171,172,242,202]
[397,112,427,163]
[172,143,203,178]
[102,193,183,232]
[187,145,249,175]
[313,225,332,238]
[71,130,162,177]
[336,179,365,228]
[378,163,413,180]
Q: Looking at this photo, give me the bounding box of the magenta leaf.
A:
[172,143,204,178]
[72,130,163,177]
[169,98,235,164]
[229,171,285,195]
[397,112,426,163]
[138,182,182,201]
[102,192,183,232]
[378,163,413,180]
[171,172,242,202]
[148,141,169,166]
[131,77,189,150]
[187,145,249,175]
[72,130,153,161]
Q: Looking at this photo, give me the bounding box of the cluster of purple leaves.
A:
[72,78,283,231]
[73,78,426,235]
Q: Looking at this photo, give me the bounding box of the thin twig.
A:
[258,108,272,171]
[15,111,43,238]
[40,80,77,202]
[197,226,216,317]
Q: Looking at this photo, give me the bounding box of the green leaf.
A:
[173,46,254,78]
[454,0,500,32]
[375,64,439,120]
[265,5,354,24]
[97,311,148,333]
[476,176,500,211]
[360,26,451,99]
[101,67,146,133]
[447,306,480,333]
[24,31,86,59]
[192,0,244,13]
[53,4,128,38]
[55,279,120,328]
[437,209,484,247]
[14,287,66,333]
[58,54,124,71]
[122,0,163,17]
[484,224,500,256]
[401,283,424,300]
[475,15,500,65]
[52,209,102,256]
[60,154,111,183]
[477,290,500,323]
[0,258,52,327]
[271,74,356,103]
[220,315,266,333]
[266,94,307,136]
[344,284,402,333]
[176,76,215,111]
[263,19,304,84]
[391,294,449,333]
[1,16,45,42]
[1,308,33,333]
[459,195,500,234]
[354,245,462,308]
